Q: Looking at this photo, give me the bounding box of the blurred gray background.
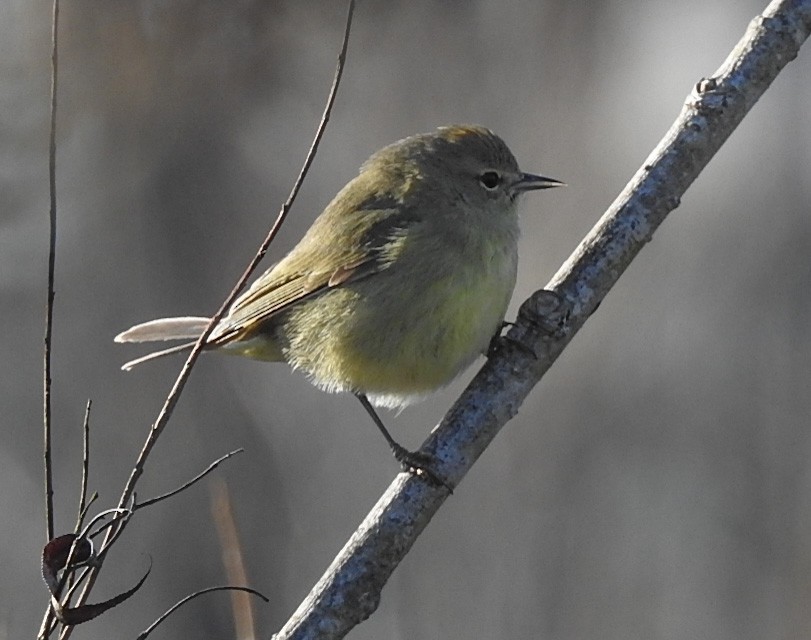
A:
[3,1,811,638]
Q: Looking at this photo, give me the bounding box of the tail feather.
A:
[115,317,211,343]
[121,341,197,371]
[116,316,212,371]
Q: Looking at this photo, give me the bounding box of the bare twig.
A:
[110,0,354,519]
[66,400,93,597]
[39,4,61,636]
[56,2,356,636]
[43,0,60,545]
[136,586,269,640]
[77,493,98,528]
[273,1,811,638]
[74,399,92,533]
[134,449,244,510]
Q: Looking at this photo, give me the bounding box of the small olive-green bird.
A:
[116,124,563,478]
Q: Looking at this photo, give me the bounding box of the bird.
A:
[116,124,564,482]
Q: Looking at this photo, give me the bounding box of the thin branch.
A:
[136,586,269,640]
[77,494,98,528]
[80,507,131,543]
[39,5,61,636]
[64,399,93,597]
[89,499,135,556]
[134,449,244,510]
[43,0,60,545]
[273,1,811,638]
[58,1,356,635]
[74,399,92,533]
[111,0,354,518]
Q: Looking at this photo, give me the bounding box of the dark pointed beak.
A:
[514,172,566,192]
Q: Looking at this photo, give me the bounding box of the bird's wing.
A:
[210,201,421,345]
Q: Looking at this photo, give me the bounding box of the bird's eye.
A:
[479,171,501,190]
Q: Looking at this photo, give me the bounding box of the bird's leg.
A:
[355,394,451,491]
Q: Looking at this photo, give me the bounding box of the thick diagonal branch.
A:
[274,1,811,639]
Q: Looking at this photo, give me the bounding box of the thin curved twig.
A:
[134,449,244,510]
[110,0,354,521]
[136,586,269,640]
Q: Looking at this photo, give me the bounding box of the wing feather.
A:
[210,202,420,345]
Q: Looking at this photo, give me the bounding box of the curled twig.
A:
[136,586,269,640]
[135,449,244,511]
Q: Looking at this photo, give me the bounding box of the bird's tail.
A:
[115,316,211,371]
